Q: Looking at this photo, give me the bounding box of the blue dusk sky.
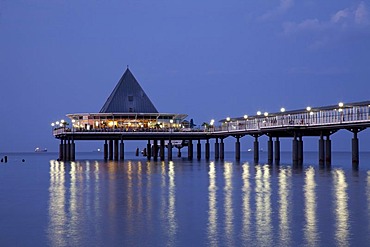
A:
[1,0,370,152]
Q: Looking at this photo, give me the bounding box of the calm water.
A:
[1,151,370,246]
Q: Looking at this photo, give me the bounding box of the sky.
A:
[1,0,370,153]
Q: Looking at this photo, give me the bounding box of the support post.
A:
[109,140,113,161]
[292,133,298,164]
[71,140,75,161]
[205,139,210,160]
[114,139,119,161]
[220,138,225,160]
[59,139,64,161]
[66,139,71,162]
[298,135,303,164]
[275,137,280,164]
[325,135,331,165]
[120,139,124,160]
[267,135,273,164]
[147,140,151,161]
[104,140,108,161]
[168,141,173,161]
[197,140,201,160]
[177,148,181,157]
[215,138,219,160]
[352,130,359,168]
[62,139,67,161]
[319,134,325,165]
[153,140,158,161]
[160,139,165,161]
[254,135,259,163]
[235,136,241,161]
[188,140,193,160]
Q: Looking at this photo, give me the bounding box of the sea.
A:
[1,151,370,247]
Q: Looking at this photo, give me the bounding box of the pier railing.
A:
[218,104,370,132]
[53,103,370,136]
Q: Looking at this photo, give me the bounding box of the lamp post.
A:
[226,117,231,131]
[244,115,248,130]
[170,119,174,132]
[210,119,215,132]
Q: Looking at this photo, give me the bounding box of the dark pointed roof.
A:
[100,68,158,113]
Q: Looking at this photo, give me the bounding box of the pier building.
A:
[52,69,370,168]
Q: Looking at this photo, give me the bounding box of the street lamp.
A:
[257,111,261,116]
[264,112,268,117]
[280,107,286,113]
[226,117,231,131]
[170,119,174,132]
[306,106,312,111]
[244,115,248,129]
[338,102,344,108]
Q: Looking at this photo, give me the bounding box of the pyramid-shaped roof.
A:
[100,68,158,113]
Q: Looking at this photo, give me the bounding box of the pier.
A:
[52,69,370,168]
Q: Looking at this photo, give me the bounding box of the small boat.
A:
[35,147,47,152]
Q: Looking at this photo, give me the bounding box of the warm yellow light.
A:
[170,119,174,124]
[226,117,231,122]
[280,107,286,112]
[257,111,261,116]
[306,106,312,111]
[56,121,60,125]
[108,122,114,127]
[264,112,268,117]
[95,121,99,127]
[61,119,65,123]
[244,115,248,119]
[72,119,76,123]
[338,102,344,107]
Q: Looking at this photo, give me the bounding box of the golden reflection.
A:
[207,162,218,247]
[224,162,234,245]
[137,161,143,214]
[146,162,152,226]
[333,169,349,246]
[126,161,133,234]
[168,161,177,244]
[368,171,370,227]
[241,162,251,243]
[304,167,319,245]
[48,160,67,247]
[255,165,272,246]
[278,167,292,246]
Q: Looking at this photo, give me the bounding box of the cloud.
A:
[284,1,369,34]
[281,2,370,49]
[260,0,294,21]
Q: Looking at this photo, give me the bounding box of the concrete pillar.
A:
[59,139,64,161]
[147,140,151,161]
[274,137,280,164]
[153,140,158,161]
[66,139,71,162]
[114,139,119,161]
[325,135,331,165]
[71,140,75,161]
[352,130,359,167]
[160,139,165,161]
[235,136,241,161]
[220,138,225,160]
[292,133,298,164]
[168,141,173,161]
[62,139,67,161]
[215,138,219,160]
[298,135,303,164]
[254,136,259,163]
[267,136,273,164]
[109,140,113,160]
[205,139,210,160]
[104,140,108,161]
[319,134,325,165]
[120,140,124,160]
[197,140,201,160]
[188,140,193,160]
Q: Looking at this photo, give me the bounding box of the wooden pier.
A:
[53,100,370,168]
[51,68,370,168]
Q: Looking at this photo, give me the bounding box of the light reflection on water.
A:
[43,158,370,246]
[333,169,349,247]
[304,166,319,246]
